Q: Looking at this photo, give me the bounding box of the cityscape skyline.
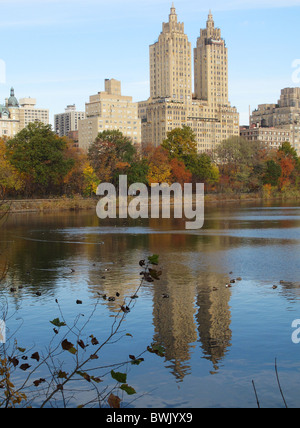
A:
[0,1,300,126]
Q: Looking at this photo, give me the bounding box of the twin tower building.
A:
[78,5,239,153]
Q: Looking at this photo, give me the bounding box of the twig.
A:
[275,358,288,409]
[252,380,260,409]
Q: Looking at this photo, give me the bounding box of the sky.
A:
[0,0,300,126]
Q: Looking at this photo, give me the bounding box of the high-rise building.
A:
[0,88,49,138]
[138,6,239,153]
[194,10,228,107]
[78,79,141,151]
[150,3,192,102]
[54,105,85,138]
[250,87,300,154]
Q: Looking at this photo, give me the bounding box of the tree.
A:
[146,147,172,185]
[0,138,23,196]
[214,137,266,193]
[161,126,197,161]
[62,141,88,195]
[169,158,192,186]
[6,123,74,196]
[88,130,136,184]
[263,160,282,187]
[82,163,101,196]
[126,159,149,186]
[185,153,219,185]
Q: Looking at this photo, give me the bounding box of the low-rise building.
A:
[0,88,49,138]
[240,124,292,150]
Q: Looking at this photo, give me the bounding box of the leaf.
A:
[8,357,19,367]
[77,371,91,383]
[20,364,31,371]
[111,370,127,384]
[90,354,98,360]
[131,358,144,366]
[148,254,159,265]
[91,376,102,384]
[57,371,68,379]
[50,318,66,328]
[76,300,83,305]
[120,384,136,395]
[17,347,26,353]
[33,378,46,387]
[77,340,86,350]
[147,344,165,357]
[149,269,162,280]
[61,339,77,355]
[91,337,99,346]
[120,305,130,314]
[31,352,40,362]
[108,393,121,409]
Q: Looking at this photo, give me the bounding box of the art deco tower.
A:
[194,11,229,107]
[149,3,192,102]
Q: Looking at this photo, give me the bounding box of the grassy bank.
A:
[2,189,300,215]
[3,196,97,214]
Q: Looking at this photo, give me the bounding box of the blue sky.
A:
[0,0,300,126]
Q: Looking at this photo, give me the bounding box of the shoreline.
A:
[2,193,300,214]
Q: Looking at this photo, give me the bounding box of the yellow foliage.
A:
[147,163,172,185]
[0,358,27,408]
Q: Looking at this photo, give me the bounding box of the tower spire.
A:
[169,2,177,23]
[207,9,214,29]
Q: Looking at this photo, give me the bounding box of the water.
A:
[1,201,300,408]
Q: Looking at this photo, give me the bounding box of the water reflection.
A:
[0,202,300,389]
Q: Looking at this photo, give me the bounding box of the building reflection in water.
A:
[1,212,234,382]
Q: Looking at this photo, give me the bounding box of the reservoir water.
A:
[1,201,300,408]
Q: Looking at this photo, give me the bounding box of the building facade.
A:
[250,87,300,154]
[240,124,292,150]
[54,104,85,138]
[0,88,49,138]
[78,79,141,151]
[138,6,239,153]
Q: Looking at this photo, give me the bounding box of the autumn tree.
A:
[169,158,192,186]
[0,138,23,196]
[88,130,136,184]
[146,147,172,185]
[62,141,88,195]
[161,126,197,161]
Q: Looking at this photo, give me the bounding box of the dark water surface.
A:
[1,201,300,408]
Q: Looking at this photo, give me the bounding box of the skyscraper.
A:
[194,11,228,107]
[150,3,192,102]
[138,5,239,152]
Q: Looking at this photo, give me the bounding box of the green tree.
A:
[126,159,149,186]
[185,153,220,185]
[263,159,282,187]
[6,123,74,196]
[161,126,197,161]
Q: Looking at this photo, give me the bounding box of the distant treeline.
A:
[1,122,299,199]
